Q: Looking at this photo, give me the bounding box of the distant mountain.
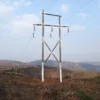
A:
[27,60,58,67]
[0,60,25,65]
[27,60,84,70]
[28,60,100,72]
[86,62,100,66]
[27,60,42,65]
[0,60,100,72]
[79,63,100,72]
[0,60,26,70]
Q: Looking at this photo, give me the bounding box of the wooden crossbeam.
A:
[33,24,69,28]
[43,13,62,17]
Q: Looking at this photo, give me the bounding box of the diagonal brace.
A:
[44,41,59,63]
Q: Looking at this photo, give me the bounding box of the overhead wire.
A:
[20,25,36,57]
[17,34,33,62]
[67,0,94,22]
[18,0,94,60]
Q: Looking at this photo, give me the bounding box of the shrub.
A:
[88,76,100,84]
[63,75,71,79]
[74,90,95,100]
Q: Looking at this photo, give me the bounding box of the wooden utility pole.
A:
[33,10,69,83]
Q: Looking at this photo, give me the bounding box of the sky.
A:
[0,0,100,62]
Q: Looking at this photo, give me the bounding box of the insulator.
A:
[34,25,35,31]
[51,26,53,32]
[33,32,34,38]
[50,33,52,38]
[49,26,53,38]
[68,28,69,33]
[33,25,35,38]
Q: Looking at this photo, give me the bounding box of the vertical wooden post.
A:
[59,16,62,83]
[42,10,44,82]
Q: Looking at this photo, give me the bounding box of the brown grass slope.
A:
[0,71,100,100]
[3,66,100,79]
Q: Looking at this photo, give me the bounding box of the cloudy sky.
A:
[0,0,100,62]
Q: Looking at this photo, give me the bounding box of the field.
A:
[0,66,100,100]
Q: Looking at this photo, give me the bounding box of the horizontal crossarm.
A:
[43,13,62,17]
[33,24,69,28]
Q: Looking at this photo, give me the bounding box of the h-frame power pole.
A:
[33,10,69,83]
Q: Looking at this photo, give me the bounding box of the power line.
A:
[23,36,33,55]
[17,35,33,61]
[67,0,94,22]
[80,0,94,9]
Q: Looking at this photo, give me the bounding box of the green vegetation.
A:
[74,90,95,100]
[88,76,100,84]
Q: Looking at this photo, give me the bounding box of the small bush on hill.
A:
[74,90,95,100]
[88,76,100,84]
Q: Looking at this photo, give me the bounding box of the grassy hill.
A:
[0,72,100,100]
[1,66,100,79]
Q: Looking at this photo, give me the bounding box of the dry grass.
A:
[0,72,100,100]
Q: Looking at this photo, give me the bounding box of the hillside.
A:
[0,60,100,72]
[0,72,100,100]
[0,60,25,65]
[2,66,100,79]
[28,60,100,72]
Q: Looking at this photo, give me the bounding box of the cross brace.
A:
[44,41,59,63]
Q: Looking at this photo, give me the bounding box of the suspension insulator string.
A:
[51,25,53,32]
[50,33,52,38]
[33,25,35,38]
[68,27,69,33]
[50,25,53,38]
[64,27,69,36]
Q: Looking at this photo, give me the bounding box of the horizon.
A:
[0,0,100,62]
[0,59,100,63]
